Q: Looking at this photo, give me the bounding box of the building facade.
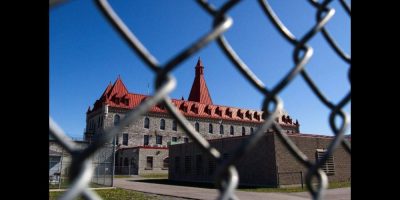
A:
[84,59,300,175]
[169,132,351,187]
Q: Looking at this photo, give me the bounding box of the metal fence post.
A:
[111,136,116,187]
[58,148,64,189]
[300,171,304,189]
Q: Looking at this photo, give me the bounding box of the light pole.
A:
[111,135,116,187]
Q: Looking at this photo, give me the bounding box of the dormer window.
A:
[205,105,212,115]
[226,108,232,118]
[180,103,188,112]
[237,109,244,119]
[191,104,199,114]
[216,107,223,116]
[246,110,253,120]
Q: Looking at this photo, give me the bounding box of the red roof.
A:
[88,60,300,126]
[188,58,213,105]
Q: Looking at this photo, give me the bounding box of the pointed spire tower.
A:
[188,58,213,104]
[108,75,129,98]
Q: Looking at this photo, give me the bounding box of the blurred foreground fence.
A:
[49,0,351,200]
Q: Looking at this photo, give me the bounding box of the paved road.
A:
[114,178,350,200]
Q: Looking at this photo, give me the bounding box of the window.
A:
[250,127,254,134]
[172,137,177,142]
[97,117,101,128]
[230,126,234,135]
[146,157,153,169]
[156,135,163,145]
[185,156,192,174]
[316,149,335,175]
[195,122,200,132]
[175,157,180,173]
[220,125,224,135]
[209,123,213,133]
[119,158,122,166]
[242,127,246,136]
[116,136,119,145]
[122,133,128,145]
[144,135,149,146]
[208,157,216,175]
[172,120,177,131]
[184,137,189,143]
[196,155,203,175]
[114,114,120,126]
[144,117,150,129]
[160,119,166,130]
[163,157,169,169]
[124,158,129,166]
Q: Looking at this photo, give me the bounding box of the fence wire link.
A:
[49,0,351,199]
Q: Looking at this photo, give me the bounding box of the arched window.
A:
[209,123,213,134]
[195,122,200,132]
[242,127,246,136]
[220,125,224,135]
[144,117,150,129]
[114,114,120,126]
[250,127,254,134]
[230,126,234,135]
[160,119,165,130]
[172,120,177,131]
[124,158,129,166]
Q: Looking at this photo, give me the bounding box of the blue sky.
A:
[50,0,351,139]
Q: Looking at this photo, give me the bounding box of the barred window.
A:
[219,125,224,135]
[122,133,128,145]
[172,137,177,142]
[209,123,213,133]
[242,127,246,136]
[172,120,177,131]
[146,157,153,169]
[316,149,335,175]
[195,122,200,132]
[156,135,162,145]
[114,114,120,126]
[160,119,165,130]
[144,135,149,145]
[230,126,234,135]
[144,117,150,129]
[184,137,189,143]
[163,157,169,169]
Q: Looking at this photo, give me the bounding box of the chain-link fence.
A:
[49,0,350,199]
[49,139,114,189]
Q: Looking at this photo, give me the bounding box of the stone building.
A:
[84,58,300,175]
[169,132,351,187]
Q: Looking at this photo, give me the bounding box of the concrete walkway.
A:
[114,178,350,200]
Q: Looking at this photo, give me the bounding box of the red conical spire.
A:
[188,58,213,104]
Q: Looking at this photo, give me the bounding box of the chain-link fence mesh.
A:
[49,0,351,199]
[49,139,114,189]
